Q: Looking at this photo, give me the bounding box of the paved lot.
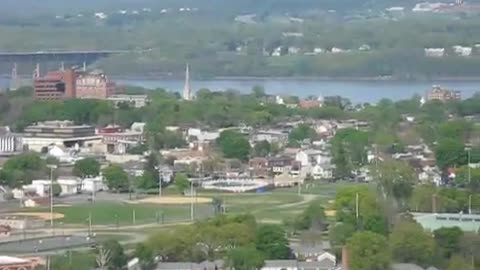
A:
[0,235,97,254]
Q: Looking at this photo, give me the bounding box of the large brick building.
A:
[76,71,116,99]
[426,85,461,102]
[33,69,76,100]
[34,69,116,100]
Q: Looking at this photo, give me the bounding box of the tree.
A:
[370,160,416,208]
[435,138,466,169]
[174,173,189,194]
[226,246,265,270]
[288,124,316,143]
[217,130,251,161]
[252,140,272,157]
[331,128,369,178]
[255,224,291,259]
[346,231,391,270]
[329,223,355,248]
[134,243,155,270]
[73,158,100,178]
[102,239,127,270]
[251,85,266,99]
[51,183,62,197]
[434,227,464,259]
[294,201,326,231]
[390,221,436,267]
[0,152,45,187]
[446,255,474,270]
[102,165,129,192]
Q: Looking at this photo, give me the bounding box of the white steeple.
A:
[182,63,192,100]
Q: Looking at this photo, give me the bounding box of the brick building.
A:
[34,69,76,100]
[426,85,461,102]
[76,71,116,99]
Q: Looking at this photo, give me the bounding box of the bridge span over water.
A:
[0,50,137,65]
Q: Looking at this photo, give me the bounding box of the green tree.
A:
[370,160,416,208]
[51,183,62,197]
[101,239,127,270]
[226,246,265,270]
[346,231,391,270]
[217,130,251,161]
[446,255,474,270]
[251,85,266,99]
[331,128,369,177]
[288,124,316,143]
[329,223,356,248]
[435,138,466,169]
[390,221,436,267]
[294,201,326,231]
[0,152,45,187]
[102,165,129,192]
[174,173,190,194]
[73,158,100,178]
[434,227,464,259]
[252,140,272,157]
[134,243,155,270]
[255,224,291,259]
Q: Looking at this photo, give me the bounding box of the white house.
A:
[452,45,472,57]
[312,164,334,180]
[23,180,51,197]
[296,150,330,167]
[82,176,107,192]
[424,48,445,57]
[57,178,80,195]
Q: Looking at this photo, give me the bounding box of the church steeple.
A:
[182,63,192,100]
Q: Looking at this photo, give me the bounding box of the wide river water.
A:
[2,77,480,103]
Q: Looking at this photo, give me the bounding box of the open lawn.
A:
[25,201,214,225]
[20,181,360,226]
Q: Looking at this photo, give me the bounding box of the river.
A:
[2,77,480,103]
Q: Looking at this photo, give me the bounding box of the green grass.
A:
[27,202,213,225]
[23,182,359,226]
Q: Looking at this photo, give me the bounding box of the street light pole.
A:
[469,194,472,214]
[468,149,471,184]
[47,164,57,231]
[190,180,194,220]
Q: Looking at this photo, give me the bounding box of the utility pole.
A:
[355,192,359,220]
[469,194,472,214]
[88,211,92,236]
[133,209,136,225]
[190,180,194,220]
[47,164,57,231]
[468,149,471,184]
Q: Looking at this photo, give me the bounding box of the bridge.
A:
[0,50,136,65]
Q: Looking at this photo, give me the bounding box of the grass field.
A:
[26,201,214,225]
[20,181,360,226]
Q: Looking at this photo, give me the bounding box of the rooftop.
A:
[0,256,28,265]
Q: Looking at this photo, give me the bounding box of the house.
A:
[424,48,445,57]
[268,155,294,175]
[82,176,107,192]
[299,99,322,109]
[452,45,472,57]
[23,180,52,197]
[57,177,80,195]
[296,150,330,167]
[274,173,304,187]
[250,130,288,145]
[291,243,334,262]
[312,164,334,180]
[249,157,269,176]
[155,259,336,270]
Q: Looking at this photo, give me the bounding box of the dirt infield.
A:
[133,196,213,205]
[9,212,65,220]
